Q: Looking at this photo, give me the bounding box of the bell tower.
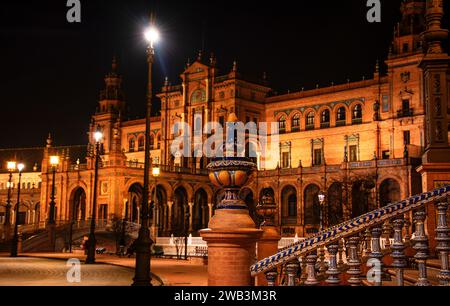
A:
[390,0,427,57]
[91,57,126,155]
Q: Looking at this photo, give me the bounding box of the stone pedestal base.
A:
[256,227,281,286]
[200,209,263,286]
[417,162,450,256]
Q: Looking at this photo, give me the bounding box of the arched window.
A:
[321,109,330,128]
[149,134,155,150]
[352,104,363,124]
[306,112,315,130]
[336,107,346,126]
[292,114,300,131]
[138,136,145,151]
[129,138,136,152]
[278,116,286,133]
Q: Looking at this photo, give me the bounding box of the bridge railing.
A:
[21,219,109,252]
[252,185,450,286]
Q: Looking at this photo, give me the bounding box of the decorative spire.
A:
[232,60,237,72]
[423,0,448,54]
[46,133,52,148]
[164,76,169,87]
[209,52,216,66]
[111,56,117,72]
[375,59,380,74]
[197,50,202,61]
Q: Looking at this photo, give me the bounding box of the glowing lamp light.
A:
[94,131,103,143]
[144,27,160,47]
[50,156,60,167]
[318,191,326,205]
[17,163,25,172]
[152,167,160,177]
[7,161,16,171]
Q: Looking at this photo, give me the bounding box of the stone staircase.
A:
[251,185,450,286]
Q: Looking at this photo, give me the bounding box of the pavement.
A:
[0,252,208,286]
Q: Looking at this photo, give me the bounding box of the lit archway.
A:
[379,179,401,207]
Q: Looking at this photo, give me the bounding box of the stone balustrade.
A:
[251,185,450,286]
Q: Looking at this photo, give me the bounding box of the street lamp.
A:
[48,156,59,225]
[318,191,326,231]
[151,166,160,238]
[132,16,159,287]
[11,163,24,257]
[4,162,16,232]
[86,127,103,264]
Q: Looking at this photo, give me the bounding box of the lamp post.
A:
[132,16,159,287]
[4,162,16,235]
[11,163,24,257]
[151,166,160,239]
[85,127,103,264]
[318,191,326,231]
[48,156,59,225]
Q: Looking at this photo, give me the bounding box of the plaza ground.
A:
[0,252,207,286]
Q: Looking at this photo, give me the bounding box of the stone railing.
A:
[251,185,450,286]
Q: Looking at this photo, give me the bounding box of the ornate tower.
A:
[390,0,427,57]
[90,57,126,156]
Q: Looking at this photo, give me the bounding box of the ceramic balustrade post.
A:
[286,260,299,286]
[346,236,362,286]
[435,200,450,286]
[413,209,431,286]
[391,218,407,286]
[369,227,383,286]
[304,252,319,286]
[265,270,278,287]
[326,243,340,285]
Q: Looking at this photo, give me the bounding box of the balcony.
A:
[306,124,314,131]
[335,120,346,127]
[320,122,330,129]
[397,108,414,118]
[352,118,363,125]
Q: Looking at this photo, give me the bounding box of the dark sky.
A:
[0,0,449,148]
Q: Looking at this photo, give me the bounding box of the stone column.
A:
[188,202,194,232]
[167,201,173,234]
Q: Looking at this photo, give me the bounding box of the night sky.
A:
[0,0,449,148]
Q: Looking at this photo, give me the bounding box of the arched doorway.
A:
[240,188,257,224]
[128,183,143,224]
[328,182,344,226]
[379,179,401,207]
[281,185,297,225]
[351,180,374,218]
[150,185,167,236]
[173,187,188,236]
[70,188,87,222]
[192,188,209,234]
[34,202,40,224]
[304,184,320,227]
